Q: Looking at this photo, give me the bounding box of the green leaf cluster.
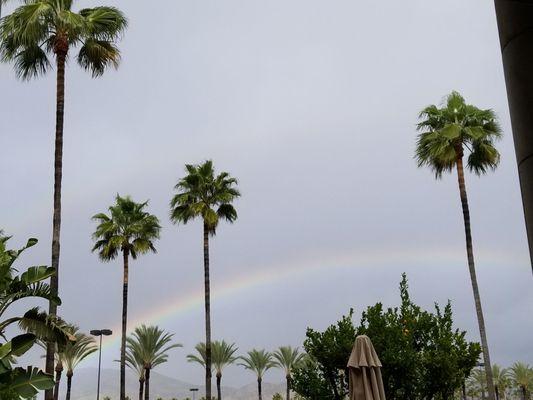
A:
[292,274,481,400]
[0,234,72,399]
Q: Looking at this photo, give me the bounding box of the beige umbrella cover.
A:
[347,335,386,400]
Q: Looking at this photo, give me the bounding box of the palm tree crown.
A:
[59,327,97,374]
[126,325,182,370]
[416,91,502,178]
[187,340,239,375]
[0,0,127,79]
[510,362,533,398]
[170,160,240,233]
[272,346,304,377]
[240,349,275,379]
[92,195,161,261]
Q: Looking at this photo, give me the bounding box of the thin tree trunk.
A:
[462,381,467,400]
[120,248,130,400]
[521,386,526,400]
[45,51,67,400]
[138,378,144,400]
[144,368,150,400]
[495,385,500,400]
[65,372,73,400]
[216,372,222,400]
[203,222,212,400]
[53,363,62,400]
[328,373,341,400]
[286,375,290,400]
[455,153,495,400]
[257,377,262,400]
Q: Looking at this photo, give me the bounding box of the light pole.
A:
[90,329,113,400]
[189,388,199,400]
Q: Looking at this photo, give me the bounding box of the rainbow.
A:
[86,243,519,361]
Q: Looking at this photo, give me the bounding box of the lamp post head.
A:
[91,329,113,337]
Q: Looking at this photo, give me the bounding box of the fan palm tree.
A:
[492,364,510,400]
[125,325,181,400]
[272,346,305,400]
[0,2,127,395]
[170,160,240,400]
[92,196,161,400]
[416,91,501,400]
[239,349,275,400]
[187,340,238,400]
[510,362,533,400]
[59,328,98,400]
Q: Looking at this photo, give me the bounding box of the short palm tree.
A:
[272,346,305,400]
[126,325,181,400]
[170,160,240,400]
[492,364,510,400]
[92,195,161,400]
[60,328,98,400]
[187,340,239,400]
[0,2,127,395]
[239,349,275,400]
[124,343,146,400]
[469,368,488,400]
[416,91,501,400]
[510,362,533,400]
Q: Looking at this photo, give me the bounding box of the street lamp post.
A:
[90,329,113,400]
[189,388,199,400]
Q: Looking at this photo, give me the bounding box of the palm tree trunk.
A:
[455,153,495,400]
[65,372,73,400]
[53,363,62,400]
[138,378,144,400]
[257,377,262,400]
[495,385,500,400]
[120,248,130,400]
[216,372,222,400]
[45,51,67,400]
[462,381,467,400]
[144,368,150,400]
[521,386,526,400]
[203,222,212,400]
[286,375,290,400]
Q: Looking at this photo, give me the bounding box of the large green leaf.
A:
[20,266,55,284]
[10,334,36,357]
[0,334,36,360]
[3,367,54,398]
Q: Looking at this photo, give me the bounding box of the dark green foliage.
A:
[0,235,72,399]
[297,312,355,399]
[292,274,481,400]
[291,357,335,400]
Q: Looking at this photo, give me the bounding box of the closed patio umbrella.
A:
[347,335,386,400]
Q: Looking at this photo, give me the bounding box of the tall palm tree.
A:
[272,346,304,400]
[416,91,501,400]
[239,349,275,400]
[492,364,510,400]
[92,196,161,400]
[170,160,240,400]
[0,2,127,395]
[510,362,533,400]
[187,340,238,400]
[124,343,146,400]
[125,325,181,400]
[60,328,98,400]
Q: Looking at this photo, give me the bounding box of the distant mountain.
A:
[64,368,285,400]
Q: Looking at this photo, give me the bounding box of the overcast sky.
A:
[1,0,532,392]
